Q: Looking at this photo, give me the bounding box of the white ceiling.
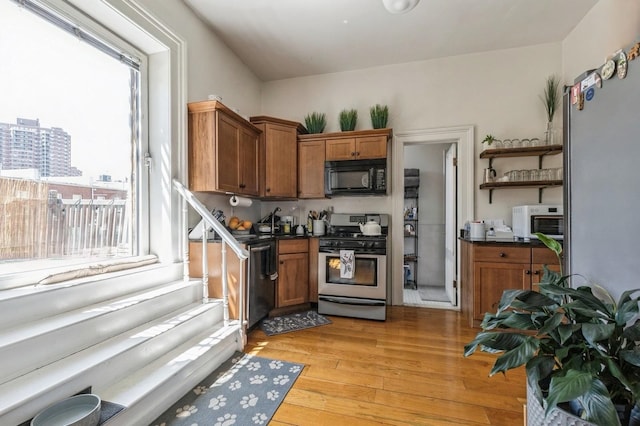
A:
[183,0,599,82]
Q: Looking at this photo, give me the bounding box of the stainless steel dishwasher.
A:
[247,239,277,329]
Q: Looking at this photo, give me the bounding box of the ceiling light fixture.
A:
[382,0,420,14]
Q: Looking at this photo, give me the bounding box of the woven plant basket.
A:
[527,382,597,426]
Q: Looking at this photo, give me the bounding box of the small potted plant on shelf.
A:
[369,104,389,129]
[482,134,497,152]
[339,108,358,131]
[304,112,326,134]
[464,233,640,426]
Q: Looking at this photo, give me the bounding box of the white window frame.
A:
[0,0,187,288]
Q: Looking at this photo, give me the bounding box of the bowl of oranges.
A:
[228,216,252,235]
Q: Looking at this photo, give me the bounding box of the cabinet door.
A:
[298,140,326,198]
[216,113,241,192]
[356,136,387,159]
[263,123,297,197]
[473,262,529,323]
[277,252,309,307]
[188,111,217,191]
[238,125,259,196]
[531,246,561,292]
[326,138,356,161]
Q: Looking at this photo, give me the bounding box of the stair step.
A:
[0,279,200,385]
[0,262,178,331]
[0,300,226,426]
[100,323,241,425]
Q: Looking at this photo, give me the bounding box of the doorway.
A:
[391,126,474,309]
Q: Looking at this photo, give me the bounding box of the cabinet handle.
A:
[356,151,360,156]
[525,270,531,275]
[534,270,540,275]
[499,252,506,257]
[351,152,356,156]
[266,187,270,192]
[280,260,284,264]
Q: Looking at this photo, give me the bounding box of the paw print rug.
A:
[150,352,303,426]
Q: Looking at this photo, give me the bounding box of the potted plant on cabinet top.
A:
[339,108,358,131]
[370,104,389,129]
[304,112,326,134]
[464,233,640,426]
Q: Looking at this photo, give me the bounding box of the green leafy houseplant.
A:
[464,233,640,426]
[304,112,326,134]
[369,104,389,129]
[339,108,358,131]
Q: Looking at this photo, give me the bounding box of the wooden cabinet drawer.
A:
[473,245,530,263]
[531,247,560,265]
[278,238,308,254]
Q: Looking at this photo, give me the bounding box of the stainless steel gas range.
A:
[317,213,388,321]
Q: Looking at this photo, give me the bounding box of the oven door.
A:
[318,251,386,300]
[531,215,564,239]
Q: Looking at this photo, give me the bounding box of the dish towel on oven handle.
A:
[340,249,355,279]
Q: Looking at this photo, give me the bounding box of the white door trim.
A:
[391,125,475,309]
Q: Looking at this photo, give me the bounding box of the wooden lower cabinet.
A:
[188,242,245,321]
[461,240,560,328]
[277,239,309,308]
[473,261,528,324]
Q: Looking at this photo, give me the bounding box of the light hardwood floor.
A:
[246,306,526,426]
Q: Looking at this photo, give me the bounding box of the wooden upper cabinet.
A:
[321,129,391,161]
[325,138,356,160]
[250,116,305,199]
[297,140,326,198]
[187,100,261,195]
[356,135,388,159]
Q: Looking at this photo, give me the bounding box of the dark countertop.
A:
[190,233,314,245]
[459,237,561,247]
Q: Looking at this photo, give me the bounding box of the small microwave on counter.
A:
[325,158,387,196]
[512,205,564,240]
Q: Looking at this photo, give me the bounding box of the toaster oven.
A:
[512,205,563,240]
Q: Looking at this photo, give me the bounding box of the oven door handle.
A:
[319,296,386,307]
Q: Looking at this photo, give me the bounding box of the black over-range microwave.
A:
[324,158,387,196]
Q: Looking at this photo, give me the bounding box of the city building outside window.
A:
[0,0,144,274]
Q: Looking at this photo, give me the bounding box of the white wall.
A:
[136,0,262,113]
[261,43,565,224]
[132,0,264,226]
[562,0,640,83]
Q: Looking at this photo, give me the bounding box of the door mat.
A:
[261,310,331,336]
[418,285,450,302]
[150,352,303,426]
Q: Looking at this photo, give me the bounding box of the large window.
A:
[0,0,142,267]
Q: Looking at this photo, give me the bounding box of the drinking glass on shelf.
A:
[503,172,510,182]
[530,169,540,181]
[555,167,563,180]
[500,139,510,149]
[520,169,531,181]
[512,138,522,148]
[494,140,503,148]
[530,137,540,147]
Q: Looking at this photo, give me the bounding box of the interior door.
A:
[444,143,457,305]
